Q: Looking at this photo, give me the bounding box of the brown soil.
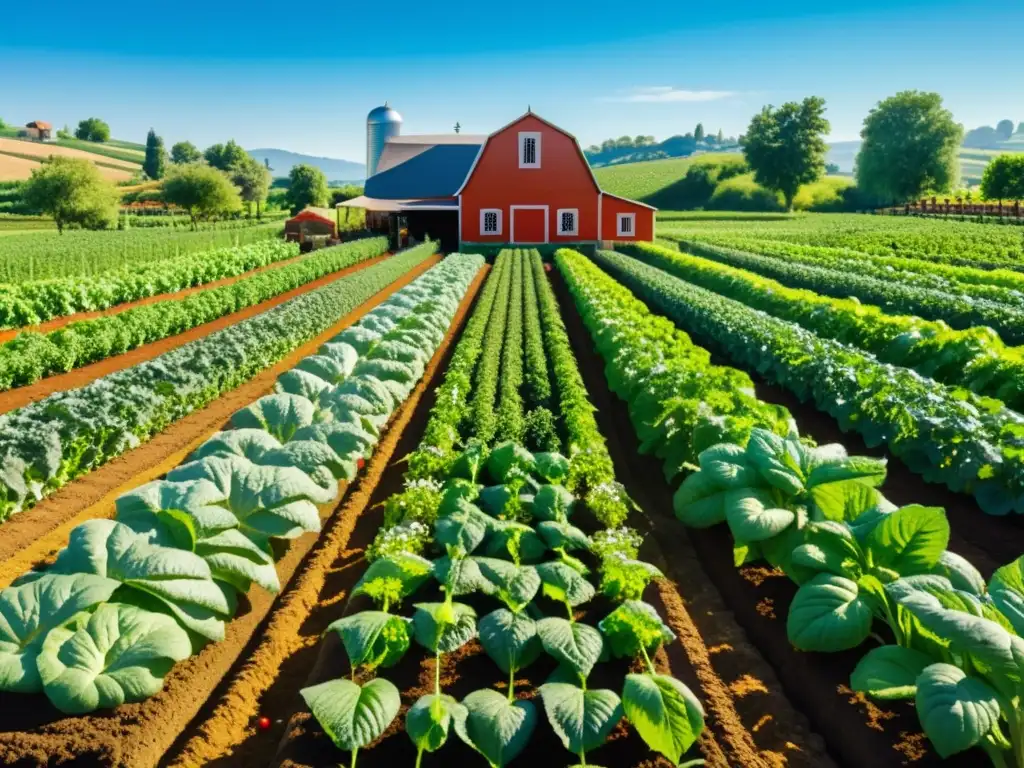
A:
[0,255,439,589]
[0,254,392,415]
[0,254,448,768]
[0,251,309,344]
[159,266,490,768]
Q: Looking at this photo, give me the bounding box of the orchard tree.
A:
[694,123,705,142]
[143,129,166,180]
[855,91,963,203]
[743,96,830,210]
[22,157,118,233]
[74,117,111,142]
[204,140,248,171]
[284,163,329,212]
[170,140,201,165]
[996,119,1015,141]
[981,154,1024,201]
[232,155,272,218]
[162,163,242,228]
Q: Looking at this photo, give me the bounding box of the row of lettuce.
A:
[594,248,1024,517]
[295,249,705,767]
[0,241,432,524]
[0,237,388,392]
[557,247,1024,767]
[0,237,300,330]
[0,252,483,716]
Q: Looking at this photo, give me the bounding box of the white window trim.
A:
[556,208,579,236]
[518,131,541,169]
[480,208,502,237]
[616,212,637,237]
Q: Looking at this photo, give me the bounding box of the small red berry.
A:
[357,458,365,470]
[258,716,271,731]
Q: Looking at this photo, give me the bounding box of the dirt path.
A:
[0,254,390,415]
[160,266,489,768]
[0,255,440,589]
[0,251,309,345]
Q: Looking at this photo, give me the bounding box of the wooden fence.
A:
[878,198,1024,219]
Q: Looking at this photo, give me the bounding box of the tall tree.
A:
[855,90,962,203]
[996,119,1016,141]
[143,129,166,180]
[284,163,329,213]
[74,117,111,142]
[204,139,248,171]
[232,155,272,218]
[162,163,242,229]
[717,128,724,143]
[170,141,202,165]
[743,96,830,210]
[22,157,118,233]
[981,154,1024,201]
[1018,122,1024,135]
[694,123,705,142]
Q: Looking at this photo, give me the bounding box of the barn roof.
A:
[365,143,481,199]
[26,121,52,130]
[386,134,487,145]
[287,207,337,225]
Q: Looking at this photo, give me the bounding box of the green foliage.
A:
[328,611,413,671]
[285,163,330,213]
[22,156,118,233]
[495,253,526,444]
[143,128,166,180]
[74,117,111,142]
[301,677,401,763]
[980,153,1024,200]
[743,96,830,209]
[622,673,705,764]
[203,139,248,172]
[232,155,272,217]
[162,162,242,227]
[456,689,538,767]
[707,172,785,212]
[855,90,963,203]
[170,140,202,165]
[599,600,675,659]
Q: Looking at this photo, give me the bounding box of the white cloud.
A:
[602,86,736,103]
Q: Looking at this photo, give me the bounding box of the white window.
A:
[480,208,502,236]
[616,212,636,237]
[518,131,541,169]
[557,208,578,236]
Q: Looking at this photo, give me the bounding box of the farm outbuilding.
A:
[339,109,655,252]
[284,206,339,249]
[21,121,52,141]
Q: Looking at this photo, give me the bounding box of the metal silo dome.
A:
[366,102,402,177]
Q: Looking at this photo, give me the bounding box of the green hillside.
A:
[594,154,742,203]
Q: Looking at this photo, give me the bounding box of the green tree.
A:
[22,156,118,234]
[717,128,724,143]
[284,163,329,212]
[204,139,248,171]
[143,129,166,180]
[855,90,962,203]
[74,117,111,142]
[232,155,272,218]
[694,123,705,142]
[981,154,1024,201]
[170,141,202,165]
[1018,122,1024,135]
[996,119,1015,141]
[162,163,242,229]
[743,96,830,210]
[56,124,71,140]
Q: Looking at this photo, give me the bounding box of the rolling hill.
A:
[247,149,364,182]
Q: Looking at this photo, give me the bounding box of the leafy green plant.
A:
[301,677,401,768]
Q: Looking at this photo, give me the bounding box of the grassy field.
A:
[0,134,143,181]
[594,153,738,201]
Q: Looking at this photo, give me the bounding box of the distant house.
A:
[20,121,52,141]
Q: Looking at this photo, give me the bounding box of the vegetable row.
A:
[0,252,483,716]
[621,241,1024,412]
[0,242,434,523]
[592,248,1024,517]
[0,237,387,392]
[556,247,1024,767]
[0,238,301,330]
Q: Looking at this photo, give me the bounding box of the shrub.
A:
[792,176,854,212]
[707,173,785,212]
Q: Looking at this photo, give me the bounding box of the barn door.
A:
[511,206,548,244]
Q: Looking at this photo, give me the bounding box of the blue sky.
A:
[2,0,1021,163]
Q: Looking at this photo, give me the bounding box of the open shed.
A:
[284,207,338,248]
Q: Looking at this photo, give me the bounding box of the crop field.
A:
[0,215,1022,768]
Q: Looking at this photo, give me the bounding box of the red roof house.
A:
[340,111,655,251]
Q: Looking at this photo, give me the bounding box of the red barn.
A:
[341,111,655,252]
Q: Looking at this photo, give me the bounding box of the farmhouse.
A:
[20,121,52,141]
[340,108,655,251]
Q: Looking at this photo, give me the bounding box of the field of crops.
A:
[0,214,1022,768]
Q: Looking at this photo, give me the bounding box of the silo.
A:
[366,102,403,178]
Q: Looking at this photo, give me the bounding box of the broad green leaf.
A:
[933,550,986,597]
[406,693,467,754]
[413,602,477,654]
[724,488,795,544]
[478,609,541,674]
[300,677,400,753]
[599,600,675,659]
[230,393,316,443]
[486,441,536,483]
[538,682,622,754]
[622,672,704,764]
[328,611,412,671]
[791,521,863,580]
[188,429,281,465]
[450,441,488,483]
[536,561,595,608]
[916,664,1001,758]
[990,555,1024,635]
[353,552,432,602]
[455,689,537,767]
[806,457,887,521]
[536,618,603,680]
[484,521,547,563]
[475,559,540,612]
[36,602,191,714]
[866,505,949,575]
[850,645,932,700]
[275,368,334,402]
[0,573,118,693]
[533,452,570,483]
[536,521,591,552]
[533,485,576,522]
[787,574,873,652]
[435,502,490,554]
[672,472,729,529]
[432,555,493,597]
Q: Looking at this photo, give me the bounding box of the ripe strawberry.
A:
[357,458,365,471]
[258,716,271,731]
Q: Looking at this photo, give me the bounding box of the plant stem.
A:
[350,747,359,768]
[415,747,424,768]
[578,749,587,766]
[508,664,516,702]
[434,650,442,697]
[565,601,574,622]
[639,643,657,676]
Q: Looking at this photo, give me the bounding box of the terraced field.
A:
[0,216,1022,768]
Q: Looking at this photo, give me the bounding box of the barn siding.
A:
[600,194,656,242]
